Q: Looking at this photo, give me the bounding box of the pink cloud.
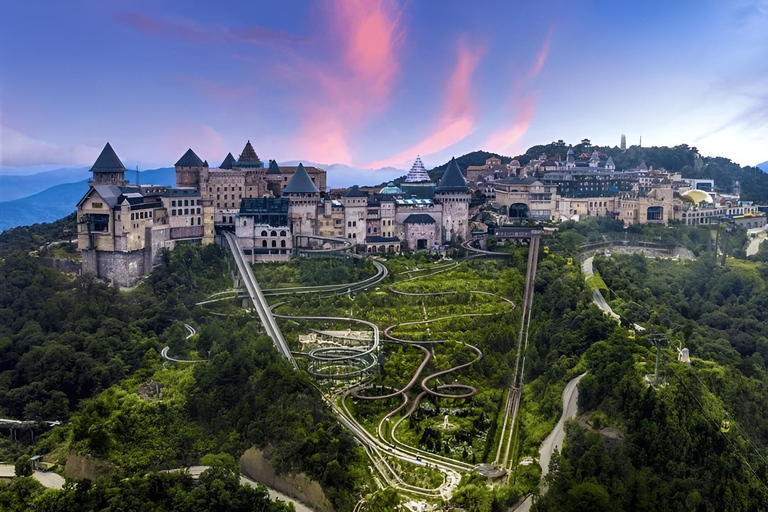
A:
[482,26,553,153]
[365,41,484,169]
[117,12,307,44]
[292,0,406,163]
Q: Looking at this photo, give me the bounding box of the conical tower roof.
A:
[175,148,204,167]
[266,159,281,175]
[90,142,126,173]
[405,156,431,183]
[436,157,468,192]
[606,156,615,167]
[238,140,261,164]
[220,153,236,169]
[283,163,319,194]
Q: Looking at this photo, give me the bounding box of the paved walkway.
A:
[0,464,65,489]
[747,235,767,256]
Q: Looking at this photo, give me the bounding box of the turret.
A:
[90,142,127,186]
[282,163,319,236]
[175,148,206,188]
[435,157,471,243]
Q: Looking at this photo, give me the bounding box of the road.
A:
[747,235,766,256]
[511,372,586,512]
[0,464,65,489]
[582,256,645,332]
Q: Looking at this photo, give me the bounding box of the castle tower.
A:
[175,148,207,189]
[434,157,471,243]
[341,186,367,243]
[282,163,319,236]
[219,153,236,169]
[90,142,128,185]
[266,159,283,197]
[589,149,600,168]
[605,156,615,171]
[621,134,627,152]
[566,145,576,170]
[237,140,263,168]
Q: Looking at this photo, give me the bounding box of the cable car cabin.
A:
[628,329,636,340]
[566,258,573,266]
[543,245,550,254]
[721,420,731,433]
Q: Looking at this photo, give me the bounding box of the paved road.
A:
[0,464,65,489]
[582,256,645,332]
[747,235,766,256]
[511,373,586,512]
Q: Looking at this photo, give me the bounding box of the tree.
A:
[15,455,33,477]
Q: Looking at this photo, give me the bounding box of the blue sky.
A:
[1,0,766,174]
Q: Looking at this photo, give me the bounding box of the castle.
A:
[77,142,470,286]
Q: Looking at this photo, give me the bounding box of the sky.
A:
[1,0,767,175]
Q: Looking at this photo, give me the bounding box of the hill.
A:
[0,167,90,202]
[0,168,175,233]
[279,160,406,189]
[758,160,768,172]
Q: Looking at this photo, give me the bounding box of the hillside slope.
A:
[0,168,175,232]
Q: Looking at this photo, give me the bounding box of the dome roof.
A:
[379,182,403,195]
[681,189,713,204]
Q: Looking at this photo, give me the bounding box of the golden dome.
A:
[681,189,713,204]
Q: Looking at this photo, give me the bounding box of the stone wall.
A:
[37,257,82,275]
[238,447,332,512]
[92,249,146,288]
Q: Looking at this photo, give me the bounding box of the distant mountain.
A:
[758,161,768,172]
[278,161,406,189]
[0,168,175,233]
[0,167,90,202]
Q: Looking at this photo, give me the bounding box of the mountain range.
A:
[759,161,768,172]
[0,168,175,233]
[0,167,90,202]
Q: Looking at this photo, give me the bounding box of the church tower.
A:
[282,163,319,236]
[90,142,128,186]
[434,157,471,243]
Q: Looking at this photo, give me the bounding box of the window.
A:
[224,195,228,199]
[271,240,277,247]
[92,202,103,208]
[184,208,189,215]
[271,230,277,237]
[197,199,201,205]
[348,221,352,227]
[244,221,247,227]
[197,208,201,214]
[281,240,286,247]
[172,200,177,207]
[261,230,268,236]
[184,200,189,206]
[262,240,267,247]
[131,213,135,220]
[353,221,356,227]
[198,217,202,225]
[280,230,286,237]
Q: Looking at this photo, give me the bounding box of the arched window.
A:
[272,240,277,247]
[281,240,286,247]
[280,230,286,237]
[261,230,268,236]
[262,240,267,247]
[271,230,277,237]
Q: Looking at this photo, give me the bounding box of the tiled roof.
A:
[344,185,367,198]
[266,159,281,175]
[403,213,436,224]
[90,143,126,173]
[220,153,236,169]
[282,163,319,194]
[175,148,205,167]
[436,157,469,192]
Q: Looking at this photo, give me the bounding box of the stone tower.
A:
[435,157,471,243]
[175,148,208,189]
[90,142,128,186]
[266,160,283,197]
[341,186,367,243]
[282,163,319,236]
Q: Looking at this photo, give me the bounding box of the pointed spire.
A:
[405,156,431,183]
[436,157,469,192]
[220,152,236,169]
[90,142,126,173]
[175,148,204,167]
[283,163,319,194]
[266,159,281,175]
[606,156,615,169]
[203,160,209,167]
[238,140,261,165]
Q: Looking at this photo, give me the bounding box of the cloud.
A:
[481,27,553,153]
[292,0,406,164]
[117,12,308,44]
[365,41,484,168]
[0,126,100,167]
[164,124,229,164]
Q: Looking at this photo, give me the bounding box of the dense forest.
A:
[0,242,370,510]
